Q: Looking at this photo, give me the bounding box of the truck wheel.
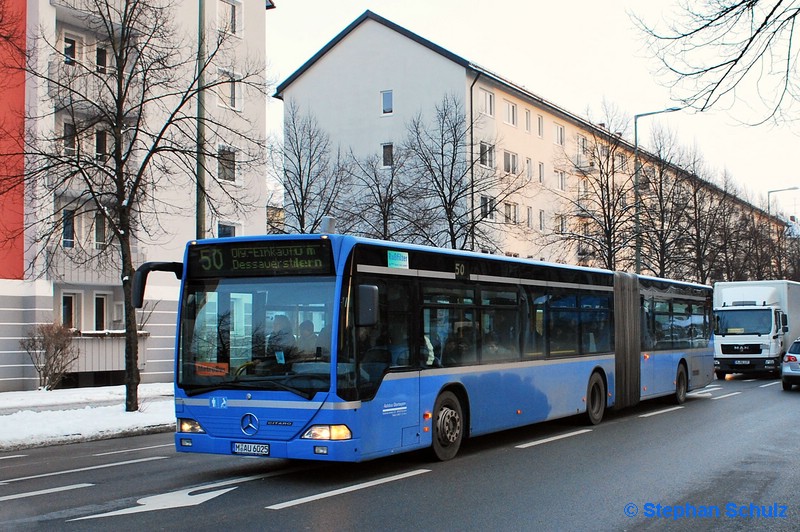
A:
[783,380,793,391]
[674,364,688,405]
[431,391,463,461]
[585,372,606,425]
[715,370,726,381]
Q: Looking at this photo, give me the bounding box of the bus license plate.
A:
[233,442,270,456]
[734,360,750,365]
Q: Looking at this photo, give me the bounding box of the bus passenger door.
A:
[354,276,421,454]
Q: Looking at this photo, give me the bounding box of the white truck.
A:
[713,280,800,379]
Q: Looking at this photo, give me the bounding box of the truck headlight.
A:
[301,425,352,440]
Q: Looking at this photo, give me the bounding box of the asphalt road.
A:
[1,375,797,531]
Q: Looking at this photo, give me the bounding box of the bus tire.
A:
[431,391,463,461]
[674,363,688,405]
[585,372,606,425]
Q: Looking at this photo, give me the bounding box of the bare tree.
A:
[402,94,529,251]
[638,126,693,278]
[0,0,267,410]
[344,147,420,241]
[273,100,351,234]
[20,323,80,390]
[553,107,635,271]
[635,1,800,123]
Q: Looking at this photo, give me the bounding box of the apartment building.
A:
[275,10,635,262]
[0,0,274,392]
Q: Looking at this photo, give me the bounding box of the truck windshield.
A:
[177,276,335,399]
[715,309,773,336]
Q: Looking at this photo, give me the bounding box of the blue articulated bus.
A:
[133,233,714,462]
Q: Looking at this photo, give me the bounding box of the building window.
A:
[95,130,108,162]
[64,36,77,65]
[382,143,393,167]
[218,146,236,181]
[557,170,566,191]
[63,209,76,248]
[525,109,531,133]
[218,70,241,110]
[577,134,588,166]
[539,209,545,231]
[538,162,545,183]
[559,215,567,233]
[96,46,107,73]
[503,151,518,174]
[480,89,494,117]
[554,124,565,146]
[537,115,544,137]
[504,202,518,224]
[479,142,495,168]
[527,206,533,229]
[218,223,236,238]
[381,90,393,114]
[480,195,495,220]
[64,123,77,156]
[62,293,80,329]
[94,213,106,250]
[94,294,108,331]
[218,0,242,35]
[615,153,627,173]
[526,157,533,180]
[504,100,517,126]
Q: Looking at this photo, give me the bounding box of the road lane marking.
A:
[711,392,742,400]
[639,406,684,418]
[0,483,93,502]
[0,456,167,485]
[266,469,432,510]
[515,429,592,449]
[759,381,781,388]
[0,455,27,461]
[93,444,173,456]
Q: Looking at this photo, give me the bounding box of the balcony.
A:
[46,245,147,286]
[69,330,149,373]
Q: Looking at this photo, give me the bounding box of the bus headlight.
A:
[301,425,352,440]
[178,418,206,433]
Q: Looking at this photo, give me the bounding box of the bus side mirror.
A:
[357,285,379,327]
[133,262,182,308]
[782,314,788,327]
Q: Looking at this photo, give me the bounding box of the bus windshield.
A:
[178,276,335,399]
[715,308,773,336]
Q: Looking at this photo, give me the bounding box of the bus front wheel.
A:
[431,391,463,461]
[585,372,606,425]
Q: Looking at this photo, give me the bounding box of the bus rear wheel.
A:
[431,391,463,461]
[674,363,688,405]
[585,372,606,425]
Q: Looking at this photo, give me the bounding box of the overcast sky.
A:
[265,0,800,217]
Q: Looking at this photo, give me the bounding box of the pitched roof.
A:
[274,10,469,99]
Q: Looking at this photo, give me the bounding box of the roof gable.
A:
[274,10,469,99]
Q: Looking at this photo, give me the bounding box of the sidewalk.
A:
[0,383,175,451]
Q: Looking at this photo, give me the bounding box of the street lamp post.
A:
[767,186,799,220]
[633,107,681,274]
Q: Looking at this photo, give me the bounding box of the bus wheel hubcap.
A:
[437,407,461,445]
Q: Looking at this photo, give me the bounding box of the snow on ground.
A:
[0,383,175,451]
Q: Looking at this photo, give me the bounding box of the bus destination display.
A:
[187,240,334,278]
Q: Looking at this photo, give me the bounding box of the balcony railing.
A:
[69,330,149,373]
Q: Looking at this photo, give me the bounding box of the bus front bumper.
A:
[175,433,363,461]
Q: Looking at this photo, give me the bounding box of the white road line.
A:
[760,381,781,388]
[266,469,431,510]
[0,455,27,461]
[515,429,593,449]
[0,456,167,485]
[711,392,742,400]
[0,483,93,502]
[639,406,685,418]
[93,444,173,456]
[743,379,756,382]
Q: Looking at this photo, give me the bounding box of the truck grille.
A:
[721,344,762,355]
